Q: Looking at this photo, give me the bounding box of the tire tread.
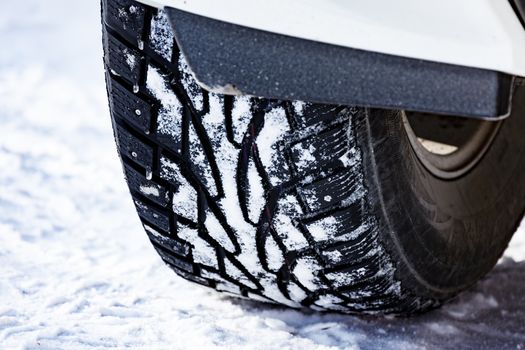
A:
[102,0,437,314]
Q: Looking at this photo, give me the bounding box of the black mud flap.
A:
[167,9,513,119]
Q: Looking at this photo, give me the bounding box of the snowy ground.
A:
[1,1,525,349]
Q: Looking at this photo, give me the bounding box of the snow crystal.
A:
[189,124,218,196]
[139,184,159,197]
[315,294,345,308]
[160,157,198,221]
[179,54,204,111]
[231,96,252,144]
[273,195,309,251]
[292,143,317,173]
[292,101,306,115]
[339,147,361,168]
[149,10,174,61]
[325,267,368,288]
[257,107,290,185]
[224,260,258,290]
[147,65,182,147]
[293,257,324,291]
[203,93,225,126]
[205,211,236,253]
[307,216,339,242]
[287,283,308,302]
[178,226,219,269]
[264,235,284,271]
[145,167,153,180]
[322,250,343,264]
[247,160,265,223]
[124,50,136,70]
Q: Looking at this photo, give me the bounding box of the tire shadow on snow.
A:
[222,258,525,350]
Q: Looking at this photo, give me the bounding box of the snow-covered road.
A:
[1,1,524,349]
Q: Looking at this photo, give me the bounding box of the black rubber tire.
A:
[102,0,525,315]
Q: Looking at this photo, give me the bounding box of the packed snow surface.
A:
[1,1,525,349]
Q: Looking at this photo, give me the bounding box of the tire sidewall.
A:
[357,85,525,299]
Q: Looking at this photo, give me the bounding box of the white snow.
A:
[256,107,291,185]
[264,235,285,271]
[273,195,310,251]
[294,143,318,171]
[224,260,258,290]
[231,96,253,144]
[160,157,198,222]
[139,185,160,197]
[125,50,137,70]
[325,267,368,289]
[149,11,174,62]
[293,257,326,291]
[188,123,218,196]
[287,283,308,302]
[147,66,183,150]
[1,1,525,349]
[293,101,307,116]
[178,54,204,111]
[247,160,265,223]
[307,216,340,242]
[205,211,236,253]
[178,226,219,269]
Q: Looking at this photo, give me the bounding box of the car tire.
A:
[102,0,525,314]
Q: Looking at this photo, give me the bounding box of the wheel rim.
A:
[402,111,502,179]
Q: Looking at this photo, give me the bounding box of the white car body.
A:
[137,0,525,77]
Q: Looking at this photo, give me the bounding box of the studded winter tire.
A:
[102,0,525,315]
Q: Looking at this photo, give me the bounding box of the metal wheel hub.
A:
[402,111,501,179]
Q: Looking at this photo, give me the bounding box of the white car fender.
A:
[136,0,525,77]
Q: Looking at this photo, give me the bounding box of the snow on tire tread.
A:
[103,0,435,314]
